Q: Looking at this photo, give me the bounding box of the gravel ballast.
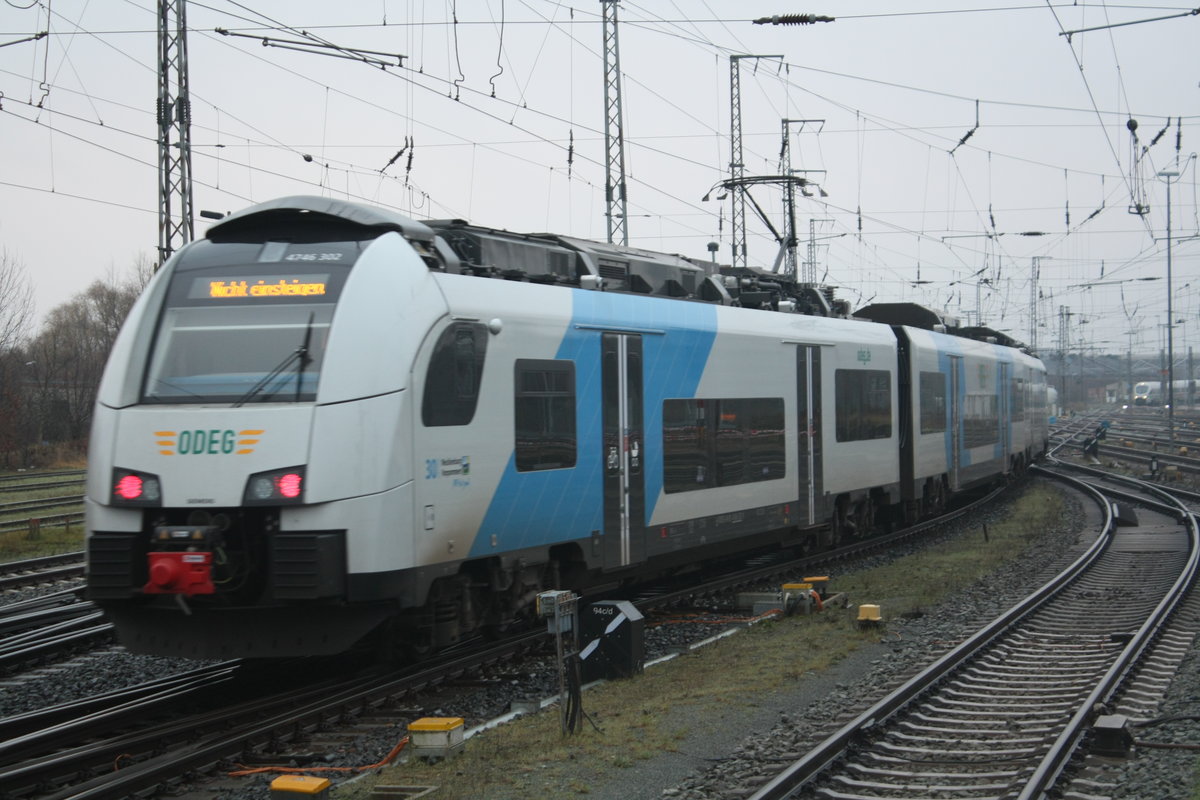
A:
[6,477,1200,799]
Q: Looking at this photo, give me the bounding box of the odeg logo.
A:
[156,429,263,456]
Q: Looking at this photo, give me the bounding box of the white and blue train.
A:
[1133,380,1198,407]
[85,196,1048,658]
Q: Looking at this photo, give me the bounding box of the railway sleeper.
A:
[874,740,1042,758]
[883,734,1051,753]
[844,762,1022,780]
[897,720,1049,737]
[829,773,1015,792]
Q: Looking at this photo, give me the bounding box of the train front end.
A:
[84,197,446,658]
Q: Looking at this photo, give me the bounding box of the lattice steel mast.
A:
[601,0,628,246]
[728,56,781,269]
[157,0,194,265]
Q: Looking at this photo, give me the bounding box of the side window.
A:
[422,322,488,426]
[515,360,576,471]
[964,393,1000,447]
[663,397,785,493]
[919,371,947,434]
[717,398,786,487]
[663,399,708,493]
[835,369,892,442]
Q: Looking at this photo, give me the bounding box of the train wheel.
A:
[852,499,874,538]
[924,479,945,518]
[830,498,854,545]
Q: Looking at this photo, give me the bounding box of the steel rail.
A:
[0,561,85,592]
[2,631,544,800]
[747,468,1117,800]
[0,660,242,741]
[0,469,85,485]
[0,551,84,574]
[1017,460,1200,799]
[0,604,103,645]
[0,512,84,538]
[0,494,84,516]
[0,620,114,675]
[0,479,85,495]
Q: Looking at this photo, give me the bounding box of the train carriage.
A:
[84,195,1044,659]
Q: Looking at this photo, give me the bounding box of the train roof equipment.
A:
[197,196,855,319]
[854,302,1031,352]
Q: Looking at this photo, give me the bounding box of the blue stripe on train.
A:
[470,290,717,557]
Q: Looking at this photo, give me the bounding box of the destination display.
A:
[189,275,329,301]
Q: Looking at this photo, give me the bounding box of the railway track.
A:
[0,469,86,542]
[0,478,1035,800]
[745,456,1199,799]
[0,551,85,592]
[0,588,113,675]
[0,634,545,800]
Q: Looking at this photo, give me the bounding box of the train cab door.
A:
[949,356,962,491]
[602,333,645,570]
[796,345,823,524]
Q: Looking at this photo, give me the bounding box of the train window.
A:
[663,397,785,493]
[834,370,892,442]
[919,372,947,434]
[422,323,488,426]
[663,400,709,492]
[1012,377,1025,416]
[964,394,1000,448]
[143,303,334,404]
[514,360,576,471]
[141,242,356,404]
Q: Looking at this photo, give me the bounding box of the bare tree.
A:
[24,263,146,449]
[0,249,34,352]
[0,251,35,464]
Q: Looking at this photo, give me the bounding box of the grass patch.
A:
[0,522,85,562]
[341,482,1066,800]
[835,483,1061,619]
[0,470,87,563]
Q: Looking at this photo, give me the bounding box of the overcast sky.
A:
[1,1,1196,359]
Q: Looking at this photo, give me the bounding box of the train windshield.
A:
[141,239,358,404]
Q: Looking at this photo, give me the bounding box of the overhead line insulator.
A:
[753,14,835,25]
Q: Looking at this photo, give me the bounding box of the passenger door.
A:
[602,333,645,570]
[796,345,823,524]
[949,356,962,491]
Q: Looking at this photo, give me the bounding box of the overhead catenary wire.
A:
[1,1,1195,347]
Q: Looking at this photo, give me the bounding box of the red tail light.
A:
[111,468,162,506]
[277,472,302,499]
[243,466,306,505]
[116,474,143,500]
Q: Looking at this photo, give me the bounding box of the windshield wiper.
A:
[295,313,314,402]
[233,314,316,408]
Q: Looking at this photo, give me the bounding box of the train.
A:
[1133,380,1198,407]
[84,195,1048,659]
